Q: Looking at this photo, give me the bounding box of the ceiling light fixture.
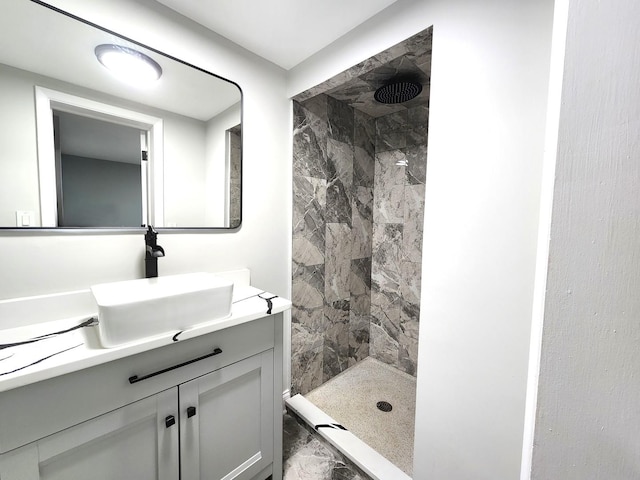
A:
[95,44,162,86]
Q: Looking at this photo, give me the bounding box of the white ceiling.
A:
[155,0,400,70]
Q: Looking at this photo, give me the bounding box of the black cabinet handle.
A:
[187,406,197,418]
[128,348,223,384]
[165,415,175,428]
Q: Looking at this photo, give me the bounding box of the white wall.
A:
[0,0,291,300]
[289,0,554,478]
[529,0,640,478]
[0,65,43,226]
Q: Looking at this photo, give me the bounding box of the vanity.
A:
[0,270,289,480]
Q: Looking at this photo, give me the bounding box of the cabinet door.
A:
[0,388,179,480]
[180,350,274,480]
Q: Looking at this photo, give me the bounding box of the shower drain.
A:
[376,401,393,412]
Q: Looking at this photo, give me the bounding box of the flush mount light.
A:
[95,44,162,85]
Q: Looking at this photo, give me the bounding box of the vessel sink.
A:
[91,272,233,348]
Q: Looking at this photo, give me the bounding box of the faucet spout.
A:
[144,225,164,278]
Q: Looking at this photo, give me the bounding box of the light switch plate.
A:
[15,210,35,227]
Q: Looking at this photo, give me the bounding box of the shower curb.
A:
[286,394,412,480]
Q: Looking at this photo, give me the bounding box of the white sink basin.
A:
[91,273,233,348]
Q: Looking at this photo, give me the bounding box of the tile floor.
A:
[283,412,370,480]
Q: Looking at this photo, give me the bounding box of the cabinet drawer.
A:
[0,315,277,453]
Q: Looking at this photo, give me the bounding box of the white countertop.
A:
[0,285,290,394]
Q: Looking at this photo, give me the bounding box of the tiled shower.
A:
[291,28,432,396]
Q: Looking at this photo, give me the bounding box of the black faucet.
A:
[144,225,165,278]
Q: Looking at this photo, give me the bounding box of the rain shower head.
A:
[374,80,422,104]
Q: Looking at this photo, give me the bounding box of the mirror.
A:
[0,0,242,230]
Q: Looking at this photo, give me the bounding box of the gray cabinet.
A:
[0,389,179,480]
[0,315,283,480]
[180,350,274,480]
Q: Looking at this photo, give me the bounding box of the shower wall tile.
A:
[351,186,373,259]
[376,111,407,152]
[348,313,370,367]
[406,105,430,148]
[293,100,328,179]
[350,257,372,298]
[291,300,326,396]
[325,223,352,303]
[371,223,403,294]
[369,321,400,368]
[291,344,324,395]
[373,184,406,225]
[398,314,420,376]
[402,184,425,264]
[323,299,351,381]
[373,151,406,224]
[327,96,354,146]
[406,144,428,185]
[400,261,422,308]
[354,111,375,188]
[292,176,326,266]
[326,139,353,225]
[375,150,406,187]
[301,94,329,121]
[354,146,375,189]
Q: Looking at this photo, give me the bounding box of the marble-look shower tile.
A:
[373,184,405,224]
[323,300,351,381]
[375,150,406,187]
[375,111,407,153]
[398,319,419,376]
[325,223,352,303]
[348,313,370,367]
[371,223,403,293]
[405,144,428,186]
[402,27,433,66]
[398,263,420,375]
[400,261,422,308]
[327,96,354,146]
[301,94,329,121]
[293,177,326,266]
[291,343,324,396]
[326,139,353,225]
[406,104,430,148]
[293,101,329,180]
[350,257,372,366]
[283,413,367,480]
[326,77,373,107]
[402,184,425,263]
[376,129,406,153]
[292,263,325,310]
[354,110,375,187]
[369,321,399,368]
[350,257,372,300]
[354,146,375,189]
[351,187,373,259]
[355,110,375,153]
[291,304,325,396]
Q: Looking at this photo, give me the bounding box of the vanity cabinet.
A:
[0,314,283,480]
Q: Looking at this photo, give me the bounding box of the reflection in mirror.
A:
[0,0,242,230]
[55,111,144,228]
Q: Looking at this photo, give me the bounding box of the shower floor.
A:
[305,357,416,476]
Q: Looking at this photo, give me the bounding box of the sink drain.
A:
[376,401,393,412]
